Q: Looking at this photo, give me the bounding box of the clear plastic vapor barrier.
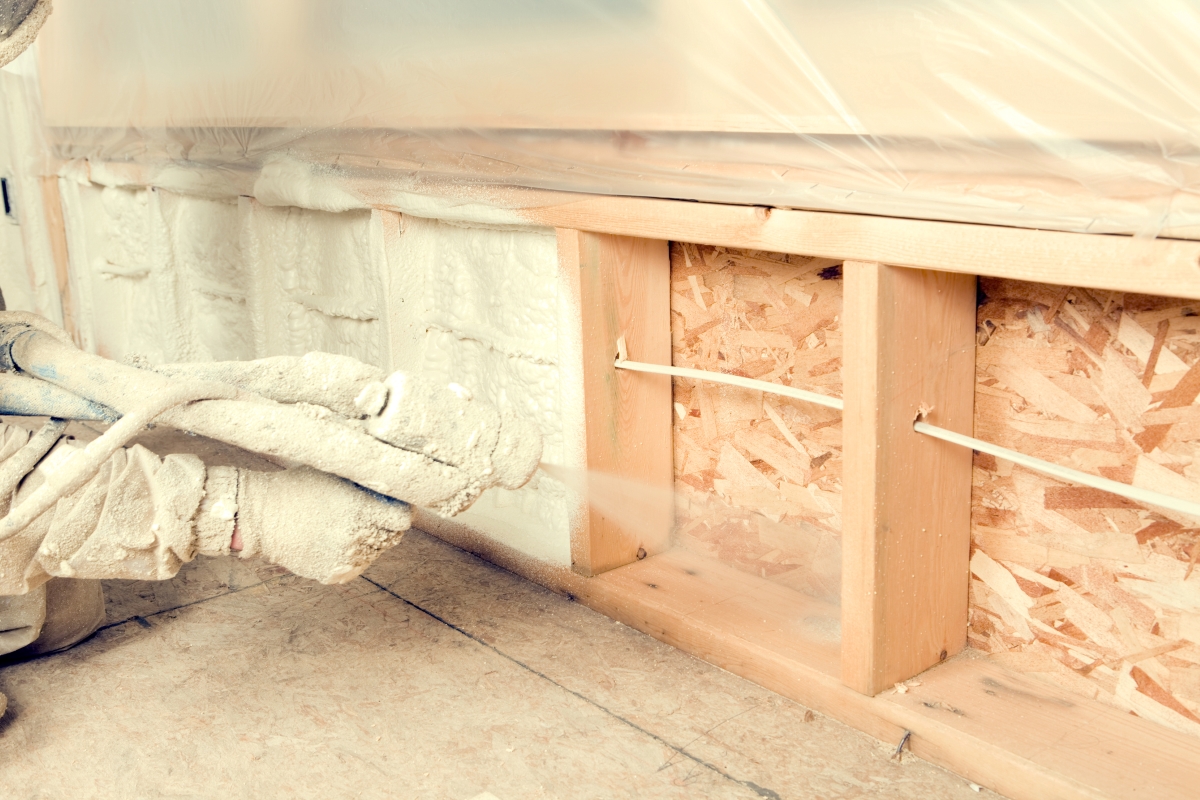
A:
[26,0,1200,237]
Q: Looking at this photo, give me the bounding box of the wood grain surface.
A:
[841,261,978,695]
[563,229,674,575]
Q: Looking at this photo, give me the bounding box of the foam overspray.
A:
[539,461,841,606]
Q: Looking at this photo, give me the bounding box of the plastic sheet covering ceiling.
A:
[27,0,1200,237]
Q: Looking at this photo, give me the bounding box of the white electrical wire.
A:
[613,359,844,410]
[615,358,1200,521]
[914,421,1200,521]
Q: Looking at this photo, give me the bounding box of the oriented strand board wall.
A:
[670,243,843,602]
[970,279,1200,738]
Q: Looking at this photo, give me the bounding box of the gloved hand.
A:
[230,467,411,584]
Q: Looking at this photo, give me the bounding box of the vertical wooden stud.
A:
[841,261,977,695]
[559,229,674,576]
[38,176,80,344]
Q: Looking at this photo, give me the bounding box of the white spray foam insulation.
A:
[54,170,580,566]
[157,191,253,362]
[386,215,578,565]
[242,199,388,367]
[0,70,64,324]
[60,183,167,361]
[253,158,528,227]
[0,106,29,309]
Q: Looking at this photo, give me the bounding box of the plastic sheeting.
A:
[26,0,1200,237]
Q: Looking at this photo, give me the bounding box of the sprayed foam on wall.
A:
[243,199,387,366]
[49,169,579,566]
[0,68,69,326]
[160,192,253,361]
[389,215,575,565]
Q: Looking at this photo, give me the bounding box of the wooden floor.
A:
[562,549,1200,800]
[0,530,992,800]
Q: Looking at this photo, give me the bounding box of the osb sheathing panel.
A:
[669,242,843,602]
[971,278,1200,739]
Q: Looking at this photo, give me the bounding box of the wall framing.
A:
[63,162,1200,798]
[422,191,1200,800]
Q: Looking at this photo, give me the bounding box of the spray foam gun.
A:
[0,312,542,529]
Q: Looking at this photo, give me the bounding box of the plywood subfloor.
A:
[0,530,991,799]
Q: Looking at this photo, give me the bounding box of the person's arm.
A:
[0,429,411,596]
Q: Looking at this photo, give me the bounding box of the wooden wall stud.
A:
[559,229,674,576]
[841,260,978,695]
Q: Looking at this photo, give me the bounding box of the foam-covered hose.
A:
[0,0,51,69]
[0,322,478,514]
[0,417,67,499]
[0,314,539,515]
[149,353,384,419]
[0,380,237,543]
[0,372,117,422]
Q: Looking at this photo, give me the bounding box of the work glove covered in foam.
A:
[233,467,411,584]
